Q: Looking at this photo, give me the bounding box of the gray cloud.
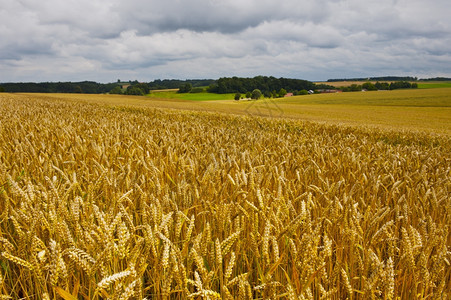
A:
[0,0,450,82]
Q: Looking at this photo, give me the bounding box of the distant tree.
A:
[0,86,5,92]
[74,85,83,93]
[110,86,123,94]
[178,83,192,93]
[349,84,362,92]
[207,83,218,93]
[375,82,390,90]
[134,83,150,94]
[251,89,262,100]
[278,88,287,97]
[389,81,412,90]
[362,82,377,91]
[190,87,204,93]
[126,86,145,95]
[245,92,252,99]
[298,89,309,95]
[234,93,241,100]
[341,86,350,92]
[411,83,418,88]
[263,90,272,98]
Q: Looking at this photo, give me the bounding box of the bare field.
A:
[0,93,450,299]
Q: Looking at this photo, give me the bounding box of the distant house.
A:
[308,90,314,94]
[284,93,294,97]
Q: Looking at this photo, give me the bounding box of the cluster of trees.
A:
[328,76,419,82]
[340,81,418,92]
[177,83,204,93]
[110,83,150,95]
[207,76,317,95]
[0,86,5,92]
[0,81,118,93]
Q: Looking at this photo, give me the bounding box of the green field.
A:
[417,82,451,89]
[148,90,236,101]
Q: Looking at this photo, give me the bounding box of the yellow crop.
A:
[0,94,450,299]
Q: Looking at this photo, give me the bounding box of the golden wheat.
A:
[0,93,449,299]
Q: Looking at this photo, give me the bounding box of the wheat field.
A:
[0,93,450,299]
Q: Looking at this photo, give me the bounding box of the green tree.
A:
[0,86,5,92]
[263,90,272,98]
[178,83,192,93]
[278,88,287,98]
[245,92,252,99]
[362,82,377,91]
[190,87,204,93]
[349,84,362,92]
[74,85,83,93]
[126,86,144,95]
[234,93,241,100]
[110,86,123,94]
[375,82,390,90]
[134,83,150,94]
[251,89,262,100]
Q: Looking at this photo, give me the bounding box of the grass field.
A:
[417,82,451,89]
[147,90,236,101]
[0,91,450,299]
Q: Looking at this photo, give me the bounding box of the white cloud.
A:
[0,0,450,82]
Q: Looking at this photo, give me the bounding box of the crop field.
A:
[0,93,450,299]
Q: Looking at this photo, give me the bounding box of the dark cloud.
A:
[0,0,450,82]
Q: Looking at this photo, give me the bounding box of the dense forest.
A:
[207,76,320,94]
[0,81,118,94]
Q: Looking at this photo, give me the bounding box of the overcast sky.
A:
[1,0,451,82]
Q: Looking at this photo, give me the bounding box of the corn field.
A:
[0,94,450,299]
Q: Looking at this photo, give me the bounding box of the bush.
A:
[362,82,377,91]
[234,93,241,100]
[110,86,123,95]
[190,87,204,93]
[178,83,192,93]
[125,86,144,95]
[278,88,287,98]
[251,89,262,100]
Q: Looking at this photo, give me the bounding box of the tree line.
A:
[0,76,431,95]
[328,76,419,82]
[0,81,117,94]
[206,76,319,95]
[340,81,418,92]
[0,79,216,94]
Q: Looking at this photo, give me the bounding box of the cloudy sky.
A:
[1,0,451,82]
